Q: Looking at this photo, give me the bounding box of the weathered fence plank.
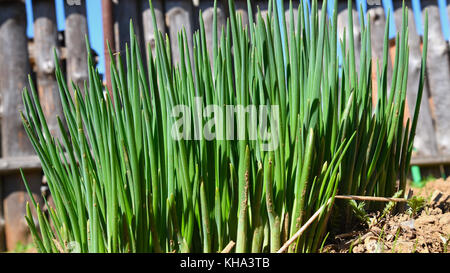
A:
[64,0,89,94]
[165,0,194,66]
[0,0,43,251]
[141,0,165,59]
[33,0,64,138]
[422,0,450,155]
[337,1,361,73]
[200,0,226,66]
[367,5,393,104]
[394,1,438,157]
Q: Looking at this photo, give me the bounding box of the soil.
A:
[322,178,450,253]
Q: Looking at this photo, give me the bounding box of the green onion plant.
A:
[20,0,428,253]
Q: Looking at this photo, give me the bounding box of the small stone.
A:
[364,236,378,245]
[364,236,379,253]
[395,241,414,253]
[374,242,384,253]
[406,232,416,240]
[415,215,435,225]
[352,244,365,253]
[400,219,415,230]
[386,234,394,242]
[439,213,450,225]
[371,226,381,235]
[430,207,443,215]
[443,225,450,235]
[365,241,378,253]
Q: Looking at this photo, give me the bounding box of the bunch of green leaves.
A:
[407,196,426,217]
[348,200,370,225]
[21,0,427,253]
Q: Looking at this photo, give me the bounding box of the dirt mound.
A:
[323,179,450,253]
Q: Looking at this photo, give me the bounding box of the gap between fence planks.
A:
[114,0,142,66]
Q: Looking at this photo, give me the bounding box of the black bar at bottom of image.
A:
[0,253,447,272]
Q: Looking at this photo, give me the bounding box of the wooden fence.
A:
[0,0,449,251]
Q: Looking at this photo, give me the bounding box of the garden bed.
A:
[323,178,450,253]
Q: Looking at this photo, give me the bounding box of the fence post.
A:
[0,0,43,251]
[421,1,450,156]
[64,0,89,95]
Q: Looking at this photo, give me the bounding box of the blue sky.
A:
[25,0,449,78]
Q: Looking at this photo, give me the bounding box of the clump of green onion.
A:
[20,0,427,253]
